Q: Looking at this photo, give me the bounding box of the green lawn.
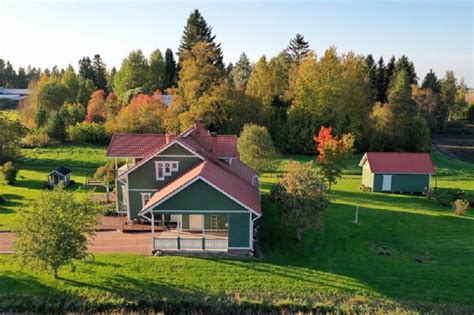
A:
[0,145,107,230]
[0,146,473,312]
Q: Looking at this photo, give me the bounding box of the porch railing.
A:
[153,237,228,251]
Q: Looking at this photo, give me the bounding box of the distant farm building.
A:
[0,88,31,108]
[359,152,435,193]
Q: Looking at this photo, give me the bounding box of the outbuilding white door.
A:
[189,215,203,230]
[382,175,392,191]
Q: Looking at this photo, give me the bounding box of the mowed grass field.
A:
[0,144,473,312]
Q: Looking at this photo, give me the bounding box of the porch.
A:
[151,213,229,252]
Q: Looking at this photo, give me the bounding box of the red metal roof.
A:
[141,160,261,215]
[106,134,174,158]
[362,152,435,174]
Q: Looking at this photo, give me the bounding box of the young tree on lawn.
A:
[271,161,330,241]
[237,124,277,174]
[1,161,18,185]
[14,188,101,279]
[314,126,354,190]
[95,161,117,203]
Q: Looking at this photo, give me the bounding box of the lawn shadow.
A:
[0,194,24,214]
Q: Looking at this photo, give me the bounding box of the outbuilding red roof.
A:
[141,160,261,215]
[361,152,435,174]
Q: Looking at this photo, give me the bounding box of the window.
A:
[141,193,152,207]
[155,161,179,181]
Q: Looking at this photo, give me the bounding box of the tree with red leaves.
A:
[314,126,354,189]
[86,90,106,123]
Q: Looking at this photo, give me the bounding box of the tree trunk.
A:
[106,183,110,204]
[296,226,303,241]
[53,268,59,279]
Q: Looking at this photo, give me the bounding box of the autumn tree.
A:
[314,126,354,189]
[14,188,100,279]
[287,33,310,65]
[237,124,277,174]
[86,90,107,123]
[271,161,330,241]
[413,86,447,132]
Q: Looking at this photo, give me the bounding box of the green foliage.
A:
[164,48,177,89]
[14,187,101,278]
[35,106,48,127]
[413,86,447,132]
[1,161,18,185]
[468,105,474,123]
[178,9,224,69]
[270,161,330,241]
[238,124,277,174]
[92,54,107,91]
[45,111,66,142]
[113,50,150,102]
[421,69,441,93]
[68,122,109,144]
[94,160,117,187]
[37,80,68,112]
[148,49,165,91]
[231,53,252,91]
[0,113,23,163]
[394,55,417,85]
[21,130,51,148]
[287,33,310,65]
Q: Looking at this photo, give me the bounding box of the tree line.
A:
[8,9,472,154]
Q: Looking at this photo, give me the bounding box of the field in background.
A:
[0,145,473,312]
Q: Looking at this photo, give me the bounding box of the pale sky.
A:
[1,0,473,86]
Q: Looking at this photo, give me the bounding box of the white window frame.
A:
[155,161,180,181]
[141,192,152,207]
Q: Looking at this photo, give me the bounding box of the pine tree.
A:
[365,54,377,101]
[385,56,396,91]
[287,34,310,65]
[178,9,223,69]
[45,111,66,142]
[164,48,177,89]
[395,55,417,84]
[375,57,387,103]
[92,54,107,91]
[231,53,252,91]
[78,57,95,83]
[421,69,441,93]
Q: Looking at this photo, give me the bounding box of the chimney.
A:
[194,119,203,134]
[211,132,217,160]
[165,133,171,144]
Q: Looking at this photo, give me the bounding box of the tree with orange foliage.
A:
[86,90,106,123]
[314,126,354,189]
[105,92,166,135]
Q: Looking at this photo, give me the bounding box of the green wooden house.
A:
[359,152,435,193]
[107,121,261,255]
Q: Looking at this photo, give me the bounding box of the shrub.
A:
[1,161,18,185]
[68,122,109,144]
[21,130,51,148]
[453,198,469,216]
[430,188,473,207]
[238,124,277,174]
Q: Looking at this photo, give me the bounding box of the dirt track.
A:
[432,126,474,164]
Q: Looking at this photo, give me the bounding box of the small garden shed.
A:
[359,152,435,193]
[48,166,71,187]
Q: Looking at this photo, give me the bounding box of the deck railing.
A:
[153,237,228,251]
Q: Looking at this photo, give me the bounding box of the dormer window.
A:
[155,161,179,181]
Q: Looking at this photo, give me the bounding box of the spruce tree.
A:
[92,54,107,91]
[385,56,396,93]
[78,57,95,83]
[375,57,387,103]
[365,54,377,101]
[45,111,66,142]
[178,9,223,69]
[287,34,310,65]
[231,53,252,91]
[164,48,177,89]
[421,69,441,93]
[395,55,417,85]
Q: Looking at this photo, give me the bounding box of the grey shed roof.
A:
[50,166,71,176]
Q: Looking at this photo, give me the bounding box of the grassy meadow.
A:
[0,144,473,312]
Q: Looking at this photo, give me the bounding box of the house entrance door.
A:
[382,175,392,191]
[189,215,203,230]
